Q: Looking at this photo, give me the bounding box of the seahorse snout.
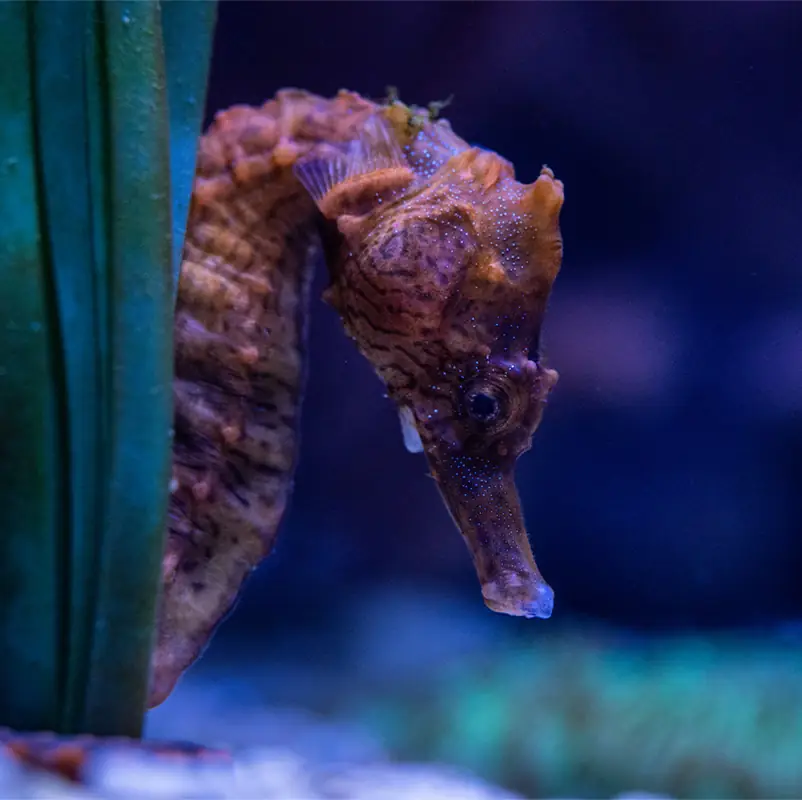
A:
[427,448,554,621]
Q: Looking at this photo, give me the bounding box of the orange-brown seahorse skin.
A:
[151,89,564,708]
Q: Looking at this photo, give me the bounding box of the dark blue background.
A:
[202,1,802,635]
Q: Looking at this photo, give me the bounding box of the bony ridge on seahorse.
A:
[157,89,564,708]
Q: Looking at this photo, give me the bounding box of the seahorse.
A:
[153,88,565,709]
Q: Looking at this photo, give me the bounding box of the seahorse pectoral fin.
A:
[398,405,424,453]
[430,451,553,619]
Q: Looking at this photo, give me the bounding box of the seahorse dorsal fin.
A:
[398,406,424,453]
[294,115,415,220]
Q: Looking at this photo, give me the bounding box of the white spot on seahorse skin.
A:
[398,406,423,453]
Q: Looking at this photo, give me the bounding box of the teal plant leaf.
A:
[0,0,216,737]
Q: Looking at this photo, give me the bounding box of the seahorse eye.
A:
[468,391,499,421]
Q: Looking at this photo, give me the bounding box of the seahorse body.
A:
[154,89,564,708]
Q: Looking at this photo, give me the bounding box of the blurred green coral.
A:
[0,0,215,737]
[343,629,802,799]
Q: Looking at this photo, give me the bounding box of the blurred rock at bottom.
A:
[0,743,672,799]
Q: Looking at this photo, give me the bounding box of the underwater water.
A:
[3,1,802,798]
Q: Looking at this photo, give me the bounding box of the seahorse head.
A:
[295,103,564,620]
